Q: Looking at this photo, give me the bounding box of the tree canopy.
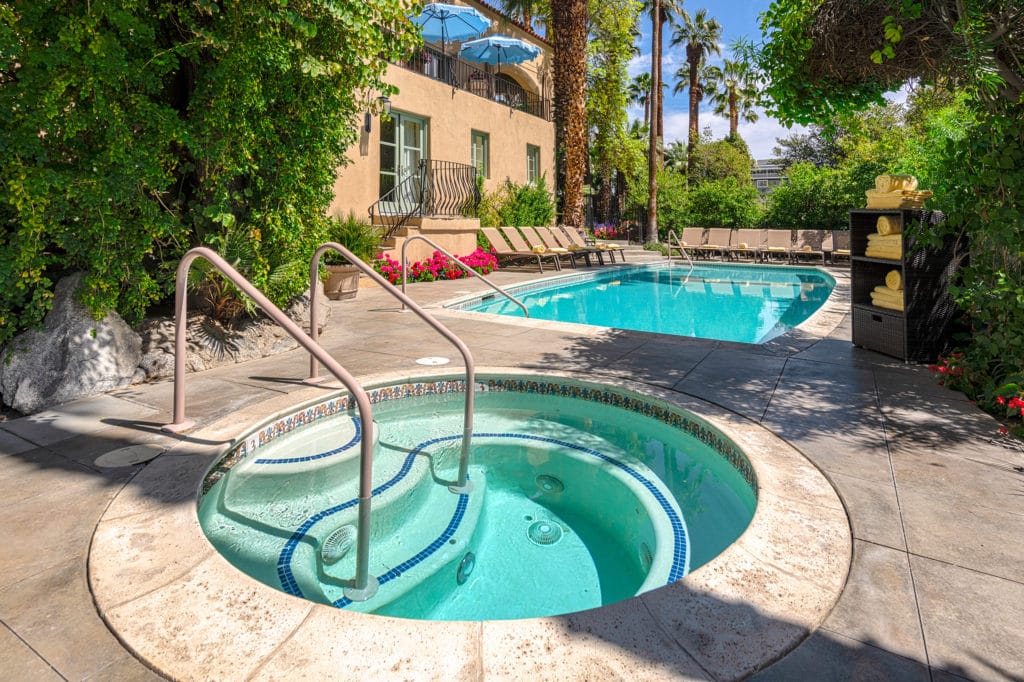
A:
[0,0,420,346]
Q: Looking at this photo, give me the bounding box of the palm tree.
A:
[551,0,589,227]
[671,9,722,176]
[663,139,688,173]
[629,72,652,128]
[703,58,759,138]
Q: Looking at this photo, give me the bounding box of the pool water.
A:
[198,378,757,621]
[455,263,836,343]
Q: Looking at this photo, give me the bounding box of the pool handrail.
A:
[308,242,475,494]
[666,229,695,272]
[162,247,379,602]
[399,235,529,318]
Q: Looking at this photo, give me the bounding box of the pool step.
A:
[296,467,488,610]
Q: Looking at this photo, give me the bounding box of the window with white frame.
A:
[471,130,489,179]
[526,144,540,183]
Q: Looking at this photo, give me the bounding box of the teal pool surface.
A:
[198,377,757,621]
[453,263,836,343]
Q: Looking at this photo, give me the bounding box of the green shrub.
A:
[497,177,556,227]
[685,178,762,228]
[327,213,383,263]
[0,2,419,347]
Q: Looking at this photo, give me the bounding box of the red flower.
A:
[997,396,1007,405]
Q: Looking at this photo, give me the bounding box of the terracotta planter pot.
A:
[323,264,360,300]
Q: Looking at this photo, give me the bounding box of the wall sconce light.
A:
[364,95,393,133]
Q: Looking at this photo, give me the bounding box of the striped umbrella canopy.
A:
[411,3,492,48]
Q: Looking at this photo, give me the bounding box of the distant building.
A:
[751,159,784,195]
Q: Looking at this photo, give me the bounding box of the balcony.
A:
[396,44,552,121]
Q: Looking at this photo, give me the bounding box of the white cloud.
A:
[628,53,651,78]
[659,104,806,160]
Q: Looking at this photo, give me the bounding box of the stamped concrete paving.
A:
[1,249,1022,680]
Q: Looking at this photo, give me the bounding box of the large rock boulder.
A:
[0,273,143,414]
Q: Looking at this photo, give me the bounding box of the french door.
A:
[379,112,428,213]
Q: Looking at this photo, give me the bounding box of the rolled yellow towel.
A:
[865,245,902,259]
[737,242,749,249]
[867,232,902,244]
[549,247,569,253]
[872,286,903,301]
[875,174,919,193]
[885,270,902,291]
[531,245,547,254]
[871,297,905,312]
[875,215,902,236]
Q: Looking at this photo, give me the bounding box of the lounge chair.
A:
[480,227,561,273]
[668,227,703,260]
[520,226,580,269]
[698,228,733,260]
[534,226,597,267]
[763,229,794,262]
[499,227,564,272]
[547,226,606,265]
[558,225,616,263]
[791,230,827,263]
[828,230,851,263]
[727,229,766,262]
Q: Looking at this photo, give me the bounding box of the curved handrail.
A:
[399,235,529,318]
[162,247,379,602]
[309,243,475,493]
[666,229,695,271]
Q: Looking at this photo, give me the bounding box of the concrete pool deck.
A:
[1,249,1022,680]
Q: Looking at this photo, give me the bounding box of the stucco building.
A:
[327,1,555,260]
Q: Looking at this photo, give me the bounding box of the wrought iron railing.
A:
[397,44,552,121]
[368,159,480,241]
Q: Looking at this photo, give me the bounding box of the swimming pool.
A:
[452,263,836,344]
[198,374,757,621]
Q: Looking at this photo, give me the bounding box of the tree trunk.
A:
[598,162,613,224]
[729,85,738,137]
[646,0,661,242]
[686,44,700,178]
[552,0,588,228]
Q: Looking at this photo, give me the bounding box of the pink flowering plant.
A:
[374,248,498,285]
[592,223,628,240]
[930,352,1024,437]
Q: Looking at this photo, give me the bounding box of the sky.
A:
[628,0,806,160]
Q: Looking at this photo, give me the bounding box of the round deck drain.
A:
[535,474,564,494]
[527,520,563,546]
[321,525,357,564]
[415,356,450,366]
[94,443,166,468]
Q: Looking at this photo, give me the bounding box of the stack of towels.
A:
[870,269,904,311]
[864,215,903,259]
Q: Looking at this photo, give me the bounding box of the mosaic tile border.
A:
[200,377,758,500]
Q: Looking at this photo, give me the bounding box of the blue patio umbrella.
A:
[459,35,542,70]
[411,3,492,49]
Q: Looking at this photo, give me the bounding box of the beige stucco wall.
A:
[327,3,555,223]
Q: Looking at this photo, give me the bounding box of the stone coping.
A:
[89,368,851,681]
[438,262,851,356]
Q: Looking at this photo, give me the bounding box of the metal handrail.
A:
[161,247,379,602]
[400,235,529,318]
[308,242,476,494]
[369,159,480,243]
[666,229,695,270]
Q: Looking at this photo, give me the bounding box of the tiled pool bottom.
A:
[89,369,851,680]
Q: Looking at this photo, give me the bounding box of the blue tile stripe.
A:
[276,432,688,607]
[254,417,361,465]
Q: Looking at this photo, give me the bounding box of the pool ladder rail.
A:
[162,245,480,602]
[665,229,695,273]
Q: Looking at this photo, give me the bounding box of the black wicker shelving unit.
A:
[850,209,967,362]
